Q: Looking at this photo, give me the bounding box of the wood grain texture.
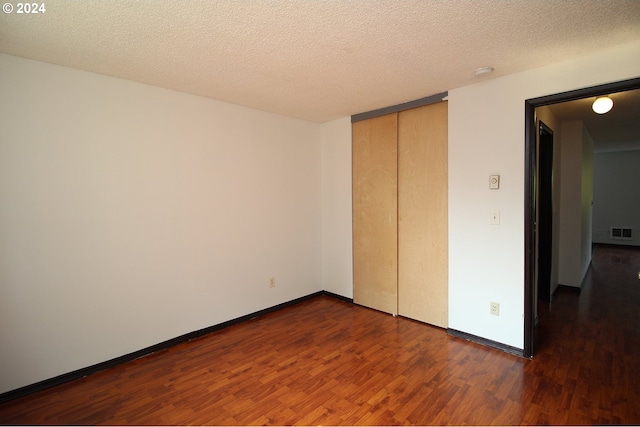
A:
[398,101,448,327]
[0,245,639,425]
[352,113,398,315]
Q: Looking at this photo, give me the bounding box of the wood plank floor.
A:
[1,244,639,425]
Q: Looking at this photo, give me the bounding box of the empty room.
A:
[1,1,640,425]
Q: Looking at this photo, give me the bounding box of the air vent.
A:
[611,227,633,240]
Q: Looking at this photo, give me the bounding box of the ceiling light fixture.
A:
[592,96,613,114]
[474,67,494,77]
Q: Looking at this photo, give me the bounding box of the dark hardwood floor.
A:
[0,244,638,425]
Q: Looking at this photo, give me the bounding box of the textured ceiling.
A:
[1,0,640,122]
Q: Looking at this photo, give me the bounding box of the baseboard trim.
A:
[0,290,351,404]
[447,329,524,358]
[320,290,353,304]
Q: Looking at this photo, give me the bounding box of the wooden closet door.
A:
[352,113,398,315]
[398,102,448,327]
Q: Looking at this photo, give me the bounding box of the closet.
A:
[352,101,448,328]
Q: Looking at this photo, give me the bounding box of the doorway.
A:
[537,121,554,305]
[523,77,640,358]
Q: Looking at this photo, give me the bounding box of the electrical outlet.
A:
[269,277,276,288]
[490,302,500,316]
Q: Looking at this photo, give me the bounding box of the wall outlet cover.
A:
[490,302,500,316]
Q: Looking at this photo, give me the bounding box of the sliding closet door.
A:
[352,113,398,315]
[397,102,448,327]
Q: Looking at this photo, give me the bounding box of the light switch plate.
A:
[490,210,500,225]
[490,175,500,189]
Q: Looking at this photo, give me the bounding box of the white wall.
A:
[0,54,323,394]
[320,117,353,298]
[557,121,594,287]
[558,122,583,287]
[592,149,640,246]
[580,128,594,277]
[448,41,640,349]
